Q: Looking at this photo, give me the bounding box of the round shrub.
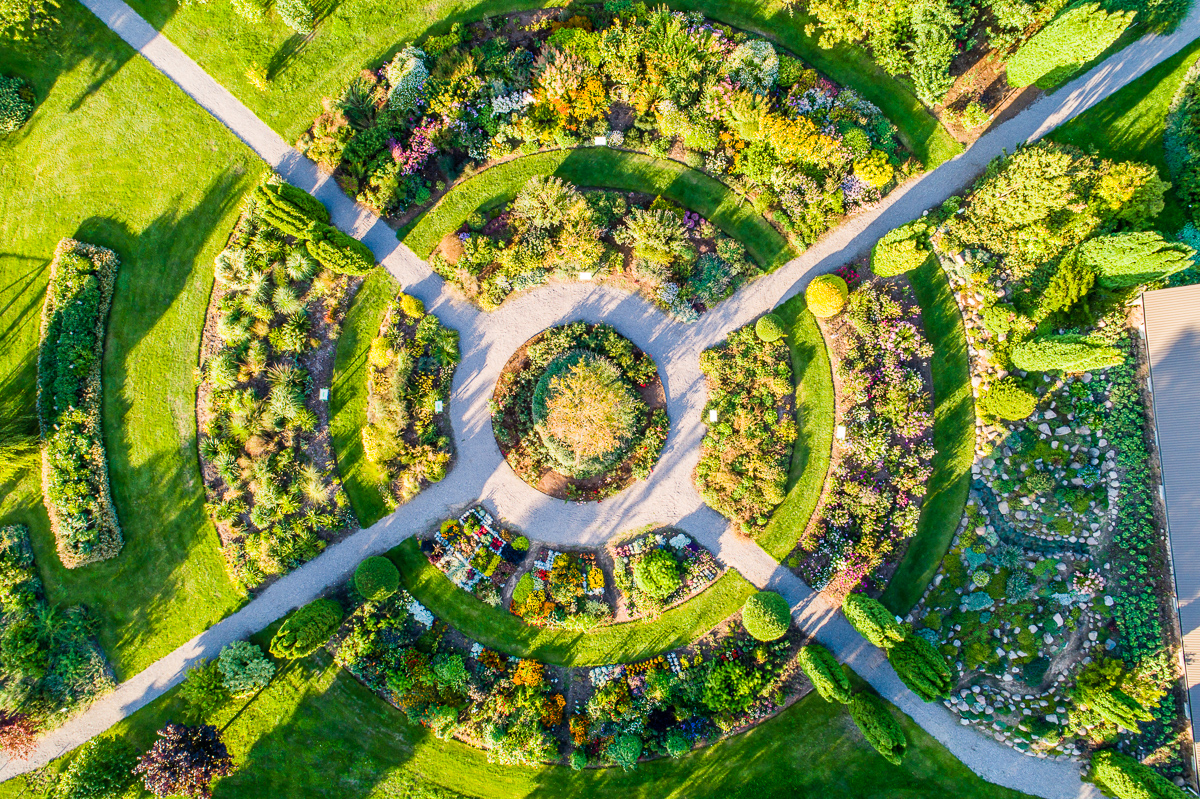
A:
[872,222,931,277]
[398,292,425,318]
[741,590,791,641]
[978,378,1037,420]
[511,535,530,552]
[632,548,681,599]
[217,641,275,697]
[805,275,848,318]
[355,556,400,601]
[0,76,33,134]
[269,599,343,659]
[569,750,587,770]
[755,313,786,342]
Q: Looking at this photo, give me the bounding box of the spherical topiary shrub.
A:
[269,599,344,659]
[755,313,786,342]
[741,590,791,641]
[805,275,848,318]
[355,556,400,601]
[978,378,1037,420]
[632,548,681,599]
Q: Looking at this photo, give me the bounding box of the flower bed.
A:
[430,175,760,318]
[898,142,1191,780]
[0,525,114,752]
[197,184,361,590]
[362,293,459,509]
[299,6,908,249]
[509,546,613,630]
[421,506,525,608]
[610,529,722,619]
[330,582,814,769]
[787,276,934,596]
[695,322,795,535]
[492,322,666,501]
[36,238,122,568]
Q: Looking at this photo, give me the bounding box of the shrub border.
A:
[37,238,123,568]
[388,536,756,666]
[880,256,974,614]
[399,148,797,272]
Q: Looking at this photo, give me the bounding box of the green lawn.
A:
[0,0,253,678]
[758,292,835,560]
[881,258,973,615]
[117,0,958,166]
[400,148,797,271]
[391,537,756,665]
[331,268,402,527]
[0,645,1033,799]
[1048,36,1200,235]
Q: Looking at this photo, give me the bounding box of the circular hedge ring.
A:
[492,322,667,501]
[741,590,791,641]
[355,556,400,601]
[806,275,849,318]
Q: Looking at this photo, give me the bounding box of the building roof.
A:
[1141,283,1200,752]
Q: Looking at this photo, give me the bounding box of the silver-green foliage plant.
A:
[1078,231,1196,289]
[0,75,33,133]
[217,641,275,696]
[276,0,314,34]
[386,47,428,111]
[1006,3,1134,89]
[1011,334,1124,373]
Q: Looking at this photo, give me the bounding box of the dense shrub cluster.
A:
[53,737,138,799]
[432,176,760,318]
[362,294,458,508]
[270,599,344,659]
[0,74,33,133]
[801,281,933,592]
[1090,748,1192,799]
[492,322,666,500]
[1006,3,1134,88]
[1165,61,1200,229]
[0,525,114,744]
[696,324,794,534]
[36,239,122,567]
[198,180,361,589]
[301,7,906,246]
[844,593,952,701]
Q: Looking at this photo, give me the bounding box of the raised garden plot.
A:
[36,239,122,568]
[361,292,459,511]
[493,322,666,501]
[422,506,526,609]
[784,273,934,599]
[509,546,613,630]
[430,175,761,319]
[610,528,723,620]
[196,186,360,591]
[301,6,911,252]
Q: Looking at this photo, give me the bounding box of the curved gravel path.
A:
[5,1,1199,795]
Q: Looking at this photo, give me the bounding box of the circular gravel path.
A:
[5,2,1200,796]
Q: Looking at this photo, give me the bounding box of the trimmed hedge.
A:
[741,591,791,641]
[848,692,907,765]
[253,179,376,276]
[1090,749,1191,799]
[805,275,848,318]
[1011,334,1124,372]
[355,555,400,601]
[270,599,344,659]
[843,593,904,649]
[797,644,851,704]
[37,239,123,568]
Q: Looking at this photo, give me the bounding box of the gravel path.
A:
[7,0,1198,793]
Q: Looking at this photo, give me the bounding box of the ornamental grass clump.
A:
[741,590,791,641]
[37,239,122,567]
[805,274,848,317]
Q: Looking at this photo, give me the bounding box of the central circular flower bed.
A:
[493,323,667,501]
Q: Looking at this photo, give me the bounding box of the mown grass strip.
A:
[330,268,401,528]
[881,258,974,615]
[400,148,796,271]
[389,537,756,666]
[758,292,835,561]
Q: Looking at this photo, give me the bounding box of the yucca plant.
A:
[339,75,378,131]
[284,251,318,282]
[240,340,268,380]
[207,351,240,390]
[217,309,253,347]
[268,385,306,420]
[298,463,330,504]
[266,363,305,390]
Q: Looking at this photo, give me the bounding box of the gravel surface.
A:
[9,0,1198,793]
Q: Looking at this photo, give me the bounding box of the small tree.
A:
[216,641,275,697]
[354,556,400,601]
[842,593,904,649]
[632,548,681,599]
[888,630,955,702]
[134,723,234,798]
[270,599,343,659]
[848,693,907,765]
[1090,748,1191,799]
[179,660,230,723]
[1080,232,1196,288]
[741,591,791,641]
[1011,334,1123,373]
[56,737,139,799]
[797,644,852,704]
